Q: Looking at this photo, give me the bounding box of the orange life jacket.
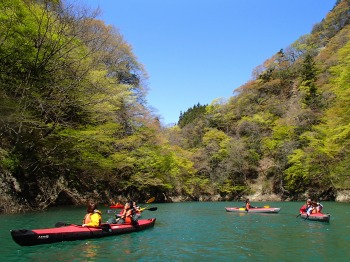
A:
[125,216,132,224]
[83,213,92,224]
[120,208,134,224]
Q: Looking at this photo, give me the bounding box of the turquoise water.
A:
[1,201,349,261]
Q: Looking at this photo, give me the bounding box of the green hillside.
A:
[1,0,349,213]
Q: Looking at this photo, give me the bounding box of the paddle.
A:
[107,196,157,215]
[108,206,157,214]
[142,207,157,211]
[295,213,309,220]
[136,196,156,211]
[143,197,155,206]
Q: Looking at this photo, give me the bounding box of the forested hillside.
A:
[169,0,350,202]
[0,0,194,212]
[1,0,349,213]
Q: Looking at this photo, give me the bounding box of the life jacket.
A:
[125,215,132,224]
[120,208,135,224]
[83,213,92,224]
[83,210,102,226]
[299,205,307,213]
[245,203,253,210]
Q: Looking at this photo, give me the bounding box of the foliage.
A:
[2,0,350,212]
[178,103,207,128]
[172,0,350,199]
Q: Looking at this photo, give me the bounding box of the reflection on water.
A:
[1,202,350,261]
[81,243,98,260]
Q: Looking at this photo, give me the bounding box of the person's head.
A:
[87,202,97,213]
[124,201,133,210]
[245,199,250,203]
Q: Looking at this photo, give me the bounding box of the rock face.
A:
[244,193,281,202]
[335,190,350,202]
[1,169,349,214]
[244,176,282,202]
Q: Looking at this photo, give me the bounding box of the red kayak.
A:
[299,212,330,222]
[11,218,156,246]
[109,203,124,209]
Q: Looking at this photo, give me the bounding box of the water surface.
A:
[1,201,349,261]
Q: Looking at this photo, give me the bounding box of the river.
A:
[1,201,349,261]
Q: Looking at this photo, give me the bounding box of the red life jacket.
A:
[299,205,307,213]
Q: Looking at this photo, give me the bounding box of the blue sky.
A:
[82,0,336,125]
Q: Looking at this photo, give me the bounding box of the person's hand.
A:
[82,224,87,227]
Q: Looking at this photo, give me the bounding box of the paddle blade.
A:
[146,197,155,204]
[147,207,157,211]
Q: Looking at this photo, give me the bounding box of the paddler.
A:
[118,201,138,225]
[82,202,102,227]
[244,199,256,211]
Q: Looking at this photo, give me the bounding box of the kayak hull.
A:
[109,204,124,209]
[300,212,330,222]
[225,207,281,213]
[11,218,156,246]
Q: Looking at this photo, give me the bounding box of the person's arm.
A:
[120,208,127,219]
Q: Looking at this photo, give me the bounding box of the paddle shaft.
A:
[139,197,155,208]
[107,206,157,214]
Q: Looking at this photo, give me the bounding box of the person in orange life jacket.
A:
[244,199,255,211]
[118,201,137,225]
[82,202,102,227]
